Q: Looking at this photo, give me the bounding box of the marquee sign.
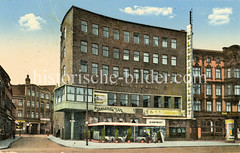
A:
[94,106,135,114]
[186,24,193,119]
[94,92,108,106]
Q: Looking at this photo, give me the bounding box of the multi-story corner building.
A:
[192,45,240,140]
[54,6,190,141]
[0,65,16,140]
[12,75,55,134]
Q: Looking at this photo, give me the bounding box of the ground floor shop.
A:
[193,112,240,140]
[0,113,15,140]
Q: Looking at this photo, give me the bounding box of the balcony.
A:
[54,85,94,112]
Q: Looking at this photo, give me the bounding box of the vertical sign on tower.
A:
[186,10,193,119]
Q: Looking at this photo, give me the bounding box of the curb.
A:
[0,137,21,150]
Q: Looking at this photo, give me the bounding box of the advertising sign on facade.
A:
[225,119,235,142]
[186,24,193,119]
[145,109,185,116]
[146,119,165,126]
[94,92,108,105]
[94,106,135,114]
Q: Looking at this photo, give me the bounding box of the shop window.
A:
[201,120,213,133]
[215,120,222,133]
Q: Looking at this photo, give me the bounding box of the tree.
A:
[157,131,161,141]
[115,128,119,140]
[101,128,105,141]
[126,127,132,141]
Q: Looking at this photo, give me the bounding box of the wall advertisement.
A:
[94,92,108,105]
[225,119,235,142]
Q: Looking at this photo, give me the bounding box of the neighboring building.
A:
[192,45,240,140]
[0,65,16,140]
[12,75,55,134]
[54,6,190,141]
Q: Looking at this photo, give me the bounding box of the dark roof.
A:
[12,85,25,96]
[39,85,55,92]
[61,6,186,33]
[0,65,10,81]
[193,48,223,55]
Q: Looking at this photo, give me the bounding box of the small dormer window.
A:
[207,57,211,63]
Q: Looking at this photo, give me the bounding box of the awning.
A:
[88,122,160,127]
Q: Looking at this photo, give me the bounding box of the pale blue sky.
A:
[0,0,239,84]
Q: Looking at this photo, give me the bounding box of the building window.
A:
[113,29,119,40]
[46,102,49,109]
[171,39,177,49]
[46,94,49,100]
[171,73,177,83]
[108,93,116,106]
[143,53,149,63]
[132,94,140,107]
[207,57,211,63]
[103,46,109,57]
[113,66,119,77]
[215,69,221,79]
[143,70,149,81]
[234,85,240,95]
[113,48,119,59]
[103,27,109,38]
[227,68,231,78]
[193,67,201,77]
[36,112,39,118]
[171,56,176,66]
[144,35,150,45]
[32,101,35,108]
[143,95,151,107]
[163,72,168,83]
[37,92,39,97]
[207,101,212,111]
[133,33,140,43]
[216,85,222,96]
[67,86,75,101]
[76,87,93,103]
[41,102,44,108]
[216,58,220,64]
[162,37,168,47]
[162,55,168,65]
[18,99,23,106]
[154,96,161,108]
[123,50,129,60]
[153,54,158,64]
[27,100,30,107]
[193,84,201,94]
[92,63,98,75]
[27,90,31,96]
[216,101,222,112]
[32,112,34,118]
[37,102,39,108]
[92,44,98,55]
[206,84,212,95]
[226,102,232,112]
[153,36,159,46]
[206,68,212,78]
[164,96,171,108]
[18,110,22,117]
[27,111,30,118]
[123,68,130,78]
[102,65,109,76]
[174,97,181,109]
[194,101,201,111]
[32,91,35,97]
[92,24,98,35]
[124,31,130,42]
[234,68,240,78]
[228,85,231,95]
[238,103,240,112]
[81,21,87,32]
[133,69,140,80]
[134,51,140,62]
[80,60,88,72]
[120,94,129,106]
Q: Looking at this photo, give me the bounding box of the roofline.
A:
[61,5,187,33]
[0,65,10,80]
[193,48,223,54]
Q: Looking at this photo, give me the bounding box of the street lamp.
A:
[86,83,88,146]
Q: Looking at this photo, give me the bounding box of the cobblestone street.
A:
[1,135,240,153]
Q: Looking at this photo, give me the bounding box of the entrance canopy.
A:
[88,122,160,127]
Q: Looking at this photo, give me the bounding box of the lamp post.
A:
[86,83,88,146]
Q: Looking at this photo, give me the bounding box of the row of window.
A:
[204,84,240,96]
[90,117,139,124]
[17,110,50,118]
[78,21,177,48]
[27,90,50,99]
[195,56,221,64]
[194,101,240,112]
[18,99,50,109]
[193,67,240,79]
[79,41,177,65]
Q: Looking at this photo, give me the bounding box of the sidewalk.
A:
[0,137,21,149]
[47,136,240,149]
